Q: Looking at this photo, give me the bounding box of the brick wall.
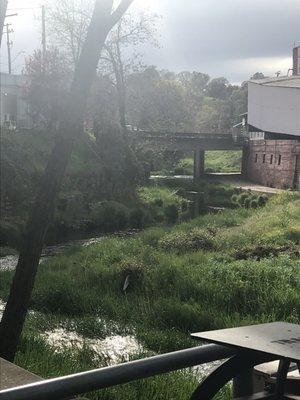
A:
[243,140,300,189]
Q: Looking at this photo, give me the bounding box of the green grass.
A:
[138,186,184,208]
[175,150,242,175]
[0,192,299,399]
[205,151,242,173]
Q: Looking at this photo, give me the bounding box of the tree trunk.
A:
[104,44,127,128]
[0,0,133,362]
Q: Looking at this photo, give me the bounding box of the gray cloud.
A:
[1,0,299,82]
[139,0,300,81]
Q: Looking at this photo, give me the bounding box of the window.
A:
[278,155,282,165]
[263,154,266,163]
[255,154,258,163]
[270,155,273,164]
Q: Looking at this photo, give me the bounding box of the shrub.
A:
[286,226,300,244]
[130,208,148,228]
[250,199,259,209]
[91,201,129,231]
[164,204,179,224]
[231,194,238,205]
[236,192,249,207]
[244,198,251,209]
[0,221,23,248]
[257,195,268,206]
[159,228,214,253]
[153,198,163,207]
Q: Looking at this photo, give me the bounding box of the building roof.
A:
[248,75,300,136]
[249,75,300,88]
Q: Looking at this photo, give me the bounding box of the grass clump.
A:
[138,185,187,224]
[159,228,214,253]
[231,191,268,209]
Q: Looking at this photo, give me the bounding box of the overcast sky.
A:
[1,0,299,83]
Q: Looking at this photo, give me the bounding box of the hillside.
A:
[0,192,299,399]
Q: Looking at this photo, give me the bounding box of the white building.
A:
[247,75,300,137]
[0,72,33,130]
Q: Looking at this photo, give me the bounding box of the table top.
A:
[191,322,300,361]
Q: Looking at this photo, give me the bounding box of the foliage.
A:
[231,191,268,209]
[174,151,242,175]
[205,151,242,173]
[159,228,215,253]
[91,201,130,231]
[138,185,186,224]
[0,221,23,249]
[0,193,299,399]
[1,127,146,243]
[23,48,71,128]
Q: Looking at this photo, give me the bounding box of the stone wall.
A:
[243,139,300,189]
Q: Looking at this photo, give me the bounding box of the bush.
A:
[153,198,163,207]
[159,228,214,253]
[250,199,259,209]
[244,198,251,209]
[164,204,179,224]
[91,201,129,231]
[0,221,23,248]
[130,208,148,228]
[286,226,300,244]
[257,195,268,206]
[231,194,238,205]
[236,192,249,207]
[234,191,268,209]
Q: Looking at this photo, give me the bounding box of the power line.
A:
[7,7,42,11]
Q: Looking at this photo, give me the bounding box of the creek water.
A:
[0,230,139,272]
[0,230,221,375]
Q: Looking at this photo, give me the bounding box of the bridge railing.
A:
[0,344,236,400]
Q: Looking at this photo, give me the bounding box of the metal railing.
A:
[0,344,236,400]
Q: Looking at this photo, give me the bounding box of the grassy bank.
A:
[174,151,242,175]
[0,192,299,399]
[0,180,237,252]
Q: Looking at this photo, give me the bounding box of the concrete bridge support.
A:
[241,145,249,178]
[194,150,205,182]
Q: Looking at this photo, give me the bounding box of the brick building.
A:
[242,47,300,190]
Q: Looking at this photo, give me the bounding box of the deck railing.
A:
[0,344,236,400]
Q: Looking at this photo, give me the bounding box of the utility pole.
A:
[5,23,12,74]
[0,0,8,46]
[42,5,46,71]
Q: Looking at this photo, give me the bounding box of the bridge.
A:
[131,131,246,181]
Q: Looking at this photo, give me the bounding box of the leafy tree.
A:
[100,11,159,127]
[126,67,187,131]
[0,0,135,362]
[205,77,232,100]
[23,48,71,129]
[250,72,267,80]
[47,0,158,127]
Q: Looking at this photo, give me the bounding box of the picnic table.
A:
[191,322,300,399]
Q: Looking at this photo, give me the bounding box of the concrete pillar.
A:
[193,150,205,182]
[241,144,249,178]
